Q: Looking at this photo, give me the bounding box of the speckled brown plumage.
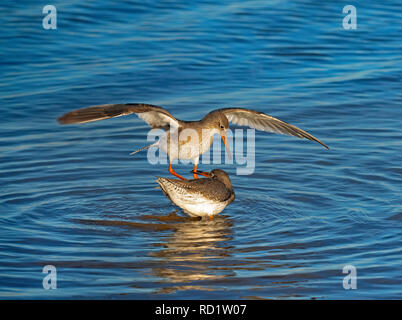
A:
[157,169,235,217]
[158,170,234,202]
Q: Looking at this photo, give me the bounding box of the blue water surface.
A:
[0,0,401,299]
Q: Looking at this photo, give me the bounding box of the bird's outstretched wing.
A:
[57,103,179,130]
[219,108,329,149]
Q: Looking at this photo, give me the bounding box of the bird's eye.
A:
[220,125,224,129]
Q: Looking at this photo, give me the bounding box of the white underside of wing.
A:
[137,112,179,129]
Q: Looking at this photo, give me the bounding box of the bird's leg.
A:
[169,162,187,180]
[192,156,200,179]
[193,164,199,179]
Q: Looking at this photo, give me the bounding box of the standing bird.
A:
[58,103,329,180]
[157,169,235,218]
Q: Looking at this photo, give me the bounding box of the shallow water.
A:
[1,1,402,299]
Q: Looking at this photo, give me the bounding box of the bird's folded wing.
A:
[170,179,232,202]
[220,108,329,149]
[58,103,179,129]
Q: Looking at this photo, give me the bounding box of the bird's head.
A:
[202,111,231,158]
[193,169,233,190]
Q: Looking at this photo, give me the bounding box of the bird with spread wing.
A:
[58,103,328,180]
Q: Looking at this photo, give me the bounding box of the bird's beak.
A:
[221,132,232,159]
[191,170,210,177]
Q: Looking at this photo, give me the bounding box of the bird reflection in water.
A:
[75,211,233,294]
[146,213,233,294]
